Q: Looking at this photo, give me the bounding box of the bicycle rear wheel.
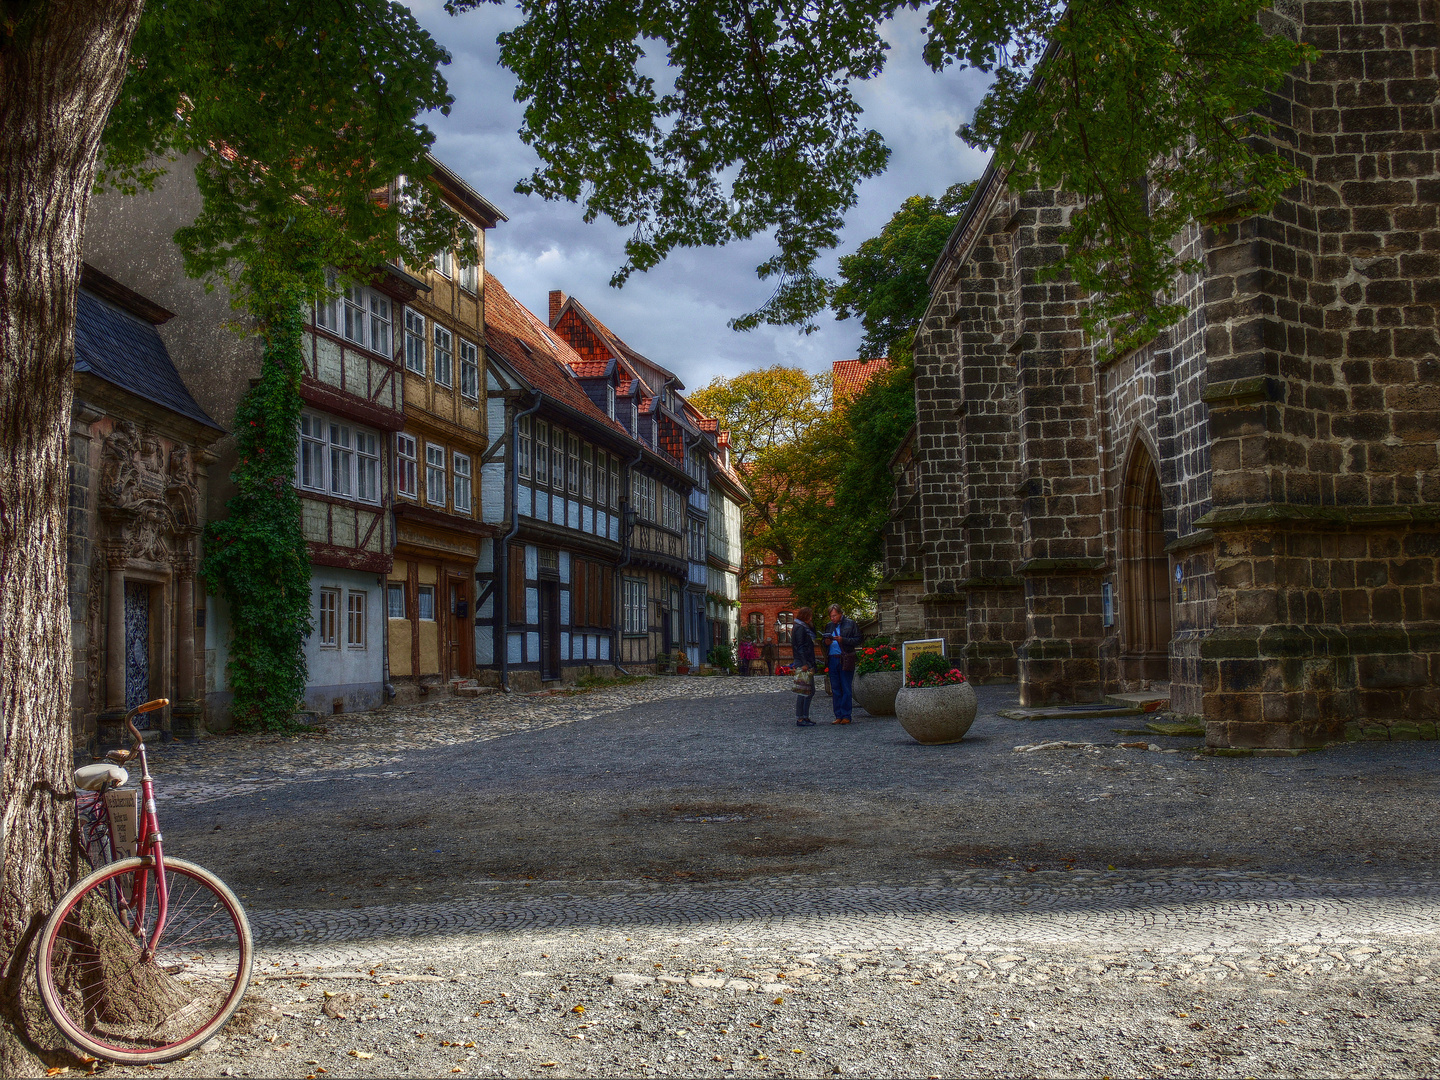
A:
[37,856,253,1064]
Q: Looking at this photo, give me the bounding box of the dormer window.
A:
[607,384,616,420]
[631,401,638,434]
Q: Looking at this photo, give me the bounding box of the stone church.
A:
[879,0,1439,749]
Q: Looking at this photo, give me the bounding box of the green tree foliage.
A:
[100,0,470,728]
[690,367,832,584]
[452,0,1312,349]
[832,181,974,366]
[103,0,468,320]
[783,364,915,615]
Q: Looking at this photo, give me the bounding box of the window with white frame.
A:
[417,585,436,621]
[436,248,453,278]
[567,435,580,495]
[318,588,340,647]
[395,433,418,498]
[688,518,705,561]
[630,401,639,435]
[404,309,426,375]
[458,228,479,292]
[609,458,620,509]
[299,415,326,490]
[581,444,593,501]
[386,582,406,619]
[663,487,683,532]
[535,420,549,485]
[357,431,380,503]
[453,452,472,513]
[518,415,532,479]
[630,472,651,522]
[328,422,353,497]
[551,426,565,491]
[347,591,367,648]
[607,384,616,419]
[433,325,453,387]
[320,280,390,357]
[314,270,341,335]
[425,443,446,507]
[459,338,479,399]
[297,413,379,504]
[623,578,648,634]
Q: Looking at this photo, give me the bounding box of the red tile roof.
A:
[553,294,680,392]
[484,272,628,437]
[832,357,890,403]
[567,359,610,378]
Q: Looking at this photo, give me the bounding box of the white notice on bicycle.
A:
[104,788,139,857]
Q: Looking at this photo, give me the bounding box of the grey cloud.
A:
[406,1,992,391]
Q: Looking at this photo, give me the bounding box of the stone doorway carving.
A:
[1119,443,1172,684]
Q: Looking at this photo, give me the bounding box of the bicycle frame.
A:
[104,699,171,959]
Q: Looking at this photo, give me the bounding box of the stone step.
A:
[1104,689,1171,712]
[1000,705,1143,721]
[455,684,497,698]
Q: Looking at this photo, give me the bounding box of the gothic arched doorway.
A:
[1119,442,1172,684]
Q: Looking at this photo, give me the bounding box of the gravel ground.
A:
[62,677,1440,1078]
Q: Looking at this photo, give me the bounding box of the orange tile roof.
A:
[832,357,890,403]
[567,359,611,378]
[484,272,628,437]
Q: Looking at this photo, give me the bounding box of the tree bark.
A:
[0,1,145,1070]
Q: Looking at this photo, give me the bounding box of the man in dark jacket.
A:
[822,604,860,723]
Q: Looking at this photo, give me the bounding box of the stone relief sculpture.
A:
[99,419,141,510]
[166,445,198,530]
[97,423,203,565]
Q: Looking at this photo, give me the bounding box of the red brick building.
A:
[738,357,889,653]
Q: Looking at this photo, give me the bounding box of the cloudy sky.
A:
[405,2,993,392]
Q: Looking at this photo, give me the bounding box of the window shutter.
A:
[508,544,525,624]
[564,558,581,624]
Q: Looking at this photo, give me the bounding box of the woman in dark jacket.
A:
[790,606,818,726]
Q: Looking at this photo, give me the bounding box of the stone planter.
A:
[894,681,978,745]
[853,669,902,716]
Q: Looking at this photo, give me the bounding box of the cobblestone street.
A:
[103,677,1440,1078]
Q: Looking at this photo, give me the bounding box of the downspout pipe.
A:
[612,445,645,675]
[499,392,543,693]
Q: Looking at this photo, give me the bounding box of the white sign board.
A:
[901,638,947,680]
[104,788,139,857]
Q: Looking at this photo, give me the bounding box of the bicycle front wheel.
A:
[37,856,253,1064]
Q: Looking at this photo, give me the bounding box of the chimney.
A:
[549,290,566,327]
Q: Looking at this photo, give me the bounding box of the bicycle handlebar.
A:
[124,698,169,749]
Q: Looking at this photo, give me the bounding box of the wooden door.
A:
[539,580,561,679]
[447,575,471,680]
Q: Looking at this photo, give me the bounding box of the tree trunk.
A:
[0,2,146,1070]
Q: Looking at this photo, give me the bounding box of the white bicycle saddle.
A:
[74,763,128,791]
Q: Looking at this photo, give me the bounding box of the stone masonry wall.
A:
[892,0,1437,744]
[1197,0,1440,747]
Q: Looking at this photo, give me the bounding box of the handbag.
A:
[791,668,815,695]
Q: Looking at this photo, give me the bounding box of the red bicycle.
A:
[36,698,253,1064]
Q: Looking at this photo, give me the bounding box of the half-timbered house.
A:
[547,293,699,671]
[384,162,505,702]
[477,274,632,689]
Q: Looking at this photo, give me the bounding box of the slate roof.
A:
[74,290,222,430]
[484,273,629,438]
[832,357,890,403]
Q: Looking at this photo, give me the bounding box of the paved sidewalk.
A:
[97,677,1440,1078]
